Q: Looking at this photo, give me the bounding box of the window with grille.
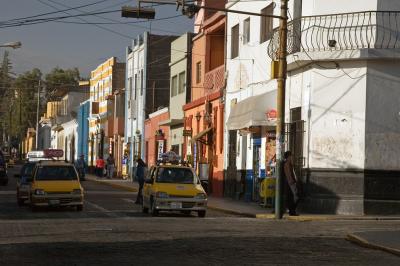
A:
[231,24,239,58]
[243,18,250,44]
[178,71,185,94]
[260,4,273,43]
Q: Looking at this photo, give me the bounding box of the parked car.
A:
[29,160,84,211]
[142,155,207,217]
[16,162,37,206]
[0,150,8,186]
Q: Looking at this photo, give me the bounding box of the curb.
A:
[89,178,138,192]
[206,205,257,218]
[347,233,400,257]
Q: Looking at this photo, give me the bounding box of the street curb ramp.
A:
[346,233,400,257]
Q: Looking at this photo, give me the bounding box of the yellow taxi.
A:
[29,160,84,211]
[142,153,207,217]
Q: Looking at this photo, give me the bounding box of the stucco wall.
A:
[288,61,367,169]
[365,60,400,170]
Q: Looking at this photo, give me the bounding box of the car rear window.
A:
[156,167,195,184]
[35,166,78,181]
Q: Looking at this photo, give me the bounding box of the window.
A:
[134,74,137,100]
[196,62,201,84]
[35,166,78,181]
[243,18,250,44]
[156,167,195,184]
[260,4,274,43]
[171,75,178,97]
[140,71,144,96]
[231,24,239,58]
[178,71,185,94]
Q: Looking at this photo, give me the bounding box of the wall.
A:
[144,108,169,166]
[77,101,90,160]
[365,60,400,170]
[302,0,378,16]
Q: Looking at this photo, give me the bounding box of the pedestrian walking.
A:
[135,158,147,204]
[96,156,105,178]
[74,154,87,181]
[106,154,115,179]
[283,151,299,216]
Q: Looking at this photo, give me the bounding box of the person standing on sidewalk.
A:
[96,156,105,178]
[74,154,87,181]
[106,154,115,179]
[283,151,299,216]
[135,158,147,204]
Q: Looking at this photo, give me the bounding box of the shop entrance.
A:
[252,138,262,201]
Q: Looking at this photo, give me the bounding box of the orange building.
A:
[144,108,170,166]
[183,1,226,197]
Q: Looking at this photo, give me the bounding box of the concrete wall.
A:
[365,60,400,170]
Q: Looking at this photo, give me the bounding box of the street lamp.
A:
[0,41,22,49]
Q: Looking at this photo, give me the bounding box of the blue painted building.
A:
[77,100,90,162]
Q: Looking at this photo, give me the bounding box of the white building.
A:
[124,32,177,177]
[225,0,400,215]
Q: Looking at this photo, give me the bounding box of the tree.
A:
[0,51,14,147]
[45,67,80,100]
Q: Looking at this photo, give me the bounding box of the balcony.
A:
[268,11,400,60]
[204,65,225,95]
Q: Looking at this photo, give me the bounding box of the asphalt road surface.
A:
[0,164,399,265]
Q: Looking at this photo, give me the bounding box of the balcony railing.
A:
[268,11,400,60]
[204,65,225,95]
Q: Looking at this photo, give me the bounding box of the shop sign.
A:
[183,129,192,137]
[157,140,164,160]
[266,109,277,121]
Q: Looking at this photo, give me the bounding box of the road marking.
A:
[84,200,118,218]
[122,198,136,204]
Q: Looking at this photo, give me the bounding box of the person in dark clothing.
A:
[283,151,299,216]
[135,158,147,204]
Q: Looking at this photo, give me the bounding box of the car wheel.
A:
[198,210,206,218]
[150,198,158,216]
[76,205,83,212]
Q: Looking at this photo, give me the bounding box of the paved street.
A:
[0,165,399,265]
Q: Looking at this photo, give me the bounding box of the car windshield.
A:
[156,167,195,184]
[35,166,78,181]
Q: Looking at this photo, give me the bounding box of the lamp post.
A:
[122,0,289,219]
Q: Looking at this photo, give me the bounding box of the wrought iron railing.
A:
[268,11,400,60]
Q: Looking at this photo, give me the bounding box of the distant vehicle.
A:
[29,160,84,211]
[15,162,37,206]
[142,152,207,217]
[0,150,8,186]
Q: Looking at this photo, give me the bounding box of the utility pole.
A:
[274,0,288,219]
[35,79,41,150]
[19,87,22,159]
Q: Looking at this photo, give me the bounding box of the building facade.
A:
[125,33,177,176]
[77,100,90,164]
[88,57,125,166]
[145,107,170,166]
[224,0,279,201]
[159,32,194,157]
[183,1,226,197]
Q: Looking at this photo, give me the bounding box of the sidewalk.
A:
[84,174,400,221]
[347,231,400,257]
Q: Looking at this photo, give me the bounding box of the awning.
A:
[191,127,213,144]
[226,90,277,130]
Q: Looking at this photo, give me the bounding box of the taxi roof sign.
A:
[43,149,63,158]
[160,151,181,163]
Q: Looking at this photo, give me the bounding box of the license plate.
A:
[49,199,60,205]
[170,202,182,209]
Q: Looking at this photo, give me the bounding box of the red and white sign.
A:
[43,149,64,158]
[266,109,277,121]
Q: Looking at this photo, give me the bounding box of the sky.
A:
[0,0,194,78]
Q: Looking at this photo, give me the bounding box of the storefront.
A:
[226,90,277,202]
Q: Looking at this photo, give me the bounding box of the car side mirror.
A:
[144,178,153,184]
[14,174,20,178]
